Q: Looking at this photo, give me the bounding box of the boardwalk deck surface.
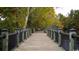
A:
[14,32,64,51]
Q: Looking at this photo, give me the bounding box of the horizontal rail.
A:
[72,34,79,38]
[60,31,69,36]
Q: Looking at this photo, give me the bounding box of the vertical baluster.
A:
[1,29,8,51]
[22,29,24,42]
[53,30,56,42]
[58,28,62,47]
[16,28,20,47]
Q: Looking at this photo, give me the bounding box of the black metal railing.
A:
[0,34,6,50]
[0,28,32,51]
[19,30,23,43]
[24,30,27,39]
[72,34,79,50]
[47,28,78,51]
[54,30,59,43]
[60,31,69,51]
[8,32,17,51]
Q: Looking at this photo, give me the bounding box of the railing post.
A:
[29,29,31,36]
[47,29,49,36]
[16,28,20,47]
[1,29,8,51]
[53,29,56,41]
[28,29,30,37]
[69,28,76,51]
[30,29,32,35]
[22,29,24,42]
[48,29,49,37]
[48,29,50,37]
[27,29,29,38]
[26,29,28,39]
[50,29,53,39]
[32,28,35,33]
[58,28,62,47]
[51,30,54,39]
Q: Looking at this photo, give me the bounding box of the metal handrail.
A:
[60,31,69,36]
[72,34,79,38]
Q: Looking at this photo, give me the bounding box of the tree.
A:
[27,7,57,30]
[0,7,28,32]
[69,10,79,33]
[59,9,79,33]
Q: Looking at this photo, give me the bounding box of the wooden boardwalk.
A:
[14,32,64,51]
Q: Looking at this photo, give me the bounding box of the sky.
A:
[54,7,71,16]
[54,7,79,16]
[0,0,79,16]
[53,0,79,16]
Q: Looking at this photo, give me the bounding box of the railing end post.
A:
[69,28,77,51]
[15,28,20,47]
[58,28,62,47]
[1,29,8,51]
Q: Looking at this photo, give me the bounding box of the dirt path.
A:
[14,32,64,51]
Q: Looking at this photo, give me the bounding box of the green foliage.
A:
[58,10,79,33]
[58,13,71,30]
[67,10,79,33]
[16,8,28,28]
[27,7,56,30]
[0,7,28,32]
[2,7,79,33]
